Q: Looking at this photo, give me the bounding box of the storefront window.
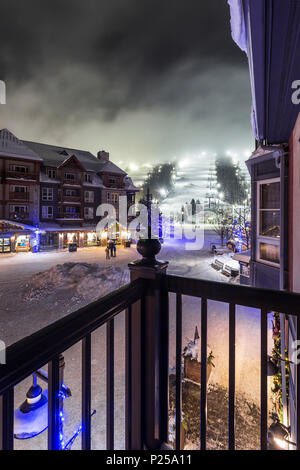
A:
[0,238,11,253]
[87,232,98,246]
[16,235,30,252]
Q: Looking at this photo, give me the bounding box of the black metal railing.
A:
[0,279,145,450]
[1,267,300,450]
[164,274,300,451]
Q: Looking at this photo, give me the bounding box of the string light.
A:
[56,384,96,450]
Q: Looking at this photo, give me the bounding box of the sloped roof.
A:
[124,176,139,192]
[97,159,126,175]
[24,140,100,171]
[24,140,126,175]
[0,129,42,161]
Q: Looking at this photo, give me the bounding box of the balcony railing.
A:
[9,212,30,222]
[62,196,81,202]
[6,171,37,181]
[1,250,300,450]
[62,177,81,185]
[9,192,30,201]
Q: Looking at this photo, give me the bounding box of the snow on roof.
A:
[40,171,60,184]
[97,159,127,175]
[24,140,100,171]
[232,253,250,264]
[227,0,247,53]
[0,129,42,161]
[1,129,139,188]
[24,139,127,175]
[184,338,212,363]
[124,176,139,191]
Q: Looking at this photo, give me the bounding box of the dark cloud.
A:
[0,0,253,166]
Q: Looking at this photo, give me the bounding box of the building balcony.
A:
[1,243,300,451]
[9,192,30,201]
[6,171,37,181]
[62,196,81,203]
[62,178,81,185]
[9,212,30,222]
[56,213,82,220]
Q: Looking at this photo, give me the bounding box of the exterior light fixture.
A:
[14,375,48,439]
[268,421,296,450]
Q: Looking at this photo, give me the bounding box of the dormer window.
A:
[85,174,93,183]
[47,169,56,179]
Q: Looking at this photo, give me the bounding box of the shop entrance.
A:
[16,235,31,252]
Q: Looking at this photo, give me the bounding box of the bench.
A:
[221,264,232,277]
[211,259,224,271]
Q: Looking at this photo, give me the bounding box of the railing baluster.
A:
[125,305,132,450]
[175,294,182,450]
[106,319,114,450]
[260,309,268,450]
[0,389,14,450]
[82,334,91,450]
[229,303,236,450]
[48,355,61,450]
[200,297,207,450]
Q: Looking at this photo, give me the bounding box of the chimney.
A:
[97,150,109,162]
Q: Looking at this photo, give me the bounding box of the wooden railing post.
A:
[128,239,169,450]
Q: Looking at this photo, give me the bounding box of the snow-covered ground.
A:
[0,232,273,450]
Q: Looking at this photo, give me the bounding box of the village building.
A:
[0,129,139,251]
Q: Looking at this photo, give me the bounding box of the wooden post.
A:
[127,238,169,450]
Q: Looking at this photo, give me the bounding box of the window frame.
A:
[47,169,56,179]
[42,187,54,201]
[84,191,94,203]
[42,206,54,219]
[256,178,280,267]
[84,207,94,220]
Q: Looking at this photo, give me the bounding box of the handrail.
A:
[164,274,300,316]
[0,278,145,395]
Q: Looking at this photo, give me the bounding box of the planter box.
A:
[184,356,212,385]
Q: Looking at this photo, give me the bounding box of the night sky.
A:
[0,0,253,169]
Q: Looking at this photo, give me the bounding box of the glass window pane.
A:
[260,210,280,237]
[259,243,280,264]
[260,182,280,209]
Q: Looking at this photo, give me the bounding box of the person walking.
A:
[105,245,110,259]
[109,240,114,258]
[113,242,117,257]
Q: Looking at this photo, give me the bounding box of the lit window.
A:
[42,206,53,219]
[84,207,94,219]
[84,191,94,203]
